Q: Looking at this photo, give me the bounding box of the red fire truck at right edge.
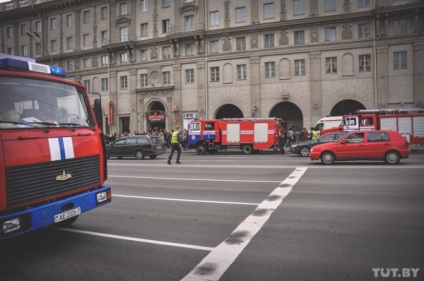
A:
[320,108,424,145]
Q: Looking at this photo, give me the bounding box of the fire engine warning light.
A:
[0,57,66,77]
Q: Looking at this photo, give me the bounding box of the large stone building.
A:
[1,0,424,134]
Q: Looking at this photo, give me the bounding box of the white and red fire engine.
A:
[0,54,111,240]
[320,108,424,145]
[188,118,284,154]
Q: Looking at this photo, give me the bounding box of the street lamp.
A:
[26,31,53,64]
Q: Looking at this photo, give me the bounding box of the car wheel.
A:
[149,155,158,159]
[320,151,335,165]
[135,150,145,160]
[384,151,400,165]
[300,146,310,157]
[242,145,253,154]
[196,144,206,155]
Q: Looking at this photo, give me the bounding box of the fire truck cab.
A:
[189,118,284,154]
[0,54,111,240]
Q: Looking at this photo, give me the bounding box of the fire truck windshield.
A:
[0,77,95,129]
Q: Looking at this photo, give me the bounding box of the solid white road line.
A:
[113,194,259,206]
[181,167,308,281]
[108,175,281,183]
[55,228,213,252]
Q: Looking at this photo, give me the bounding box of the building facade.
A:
[1,0,424,134]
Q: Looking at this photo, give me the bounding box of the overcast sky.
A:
[0,0,10,3]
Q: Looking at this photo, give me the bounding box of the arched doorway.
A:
[270,102,303,130]
[215,104,244,119]
[330,99,366,116]
[146,101,166,132]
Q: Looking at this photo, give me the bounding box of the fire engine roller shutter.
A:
[414,117,424,136]
[254,123,268,143]
[227,124,240,143]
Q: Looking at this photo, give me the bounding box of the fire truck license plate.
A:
[54,207,81,223]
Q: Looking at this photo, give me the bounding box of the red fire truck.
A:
[320,108,424,145]
[188,118,284,154]
[0,54,111,240]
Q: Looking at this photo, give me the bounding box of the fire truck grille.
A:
[6,155,101,208]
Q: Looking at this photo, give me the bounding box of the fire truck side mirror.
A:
[94,98,103,130]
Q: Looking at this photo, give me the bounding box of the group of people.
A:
[278,126,318,154]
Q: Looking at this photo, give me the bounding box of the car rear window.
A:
[368,132,390,142]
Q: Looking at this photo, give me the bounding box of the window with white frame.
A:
[21,45,28,57]
[120,76,128,89]
[324,27,336,42]
[210,40,219,53]
[264,34,275,48]
[163,71,171,85]
[101,55,109,66]
[235,7,246,23]
[185,44,194,56]
[294,30,305,45]
[265,62,275,78]
[83,10,90,23]
[293,0,304,15]
[326,57,337,74]
[357,0,370,8]
[6,47,14,55]
[393,51,407,70]
[101,7,108,20]
[263,3,274,19]
[66,60,74,71]
[120,27,128,41]
[210,11,219,26]
[20,24,27,36]
[162,19,171,33]
[120,52,128,64]
[83,34,91,46]
[324,0,336,12]
[101,78,109,91]
[66,14,73,27]
[162,0,170,7]
[359,54,371,72]
[393,19,407,36]
[35,21,42,32]
[101,30,109,44]
[6,26,13,38]
[294,59,305,76]
[210,67,220,82]
[140,74,148,87]
[50,18,57,30]
[185,69,194,83]
[35,43,42,55]
[140,49,148,61]
[236,37,246,51]
[162,47,171,59]
[140,0,148,11]
[358,23,370,39]
[83,80,91,91]
[50,40,58,52]
[237,64,247,80]
[185,15,195,31]
[140,23,148,37]
[120,3,128,16]
[83,58,91,69]
[66,37,73,49]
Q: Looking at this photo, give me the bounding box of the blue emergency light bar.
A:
[0,57,66,77]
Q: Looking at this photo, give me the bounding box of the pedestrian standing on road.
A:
[168,127,182,164]
[310,127,318,140]
[300,127,309,141]
[278,127,286,154]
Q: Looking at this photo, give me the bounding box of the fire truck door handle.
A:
[78,133,92,136]
[18,136,39,140]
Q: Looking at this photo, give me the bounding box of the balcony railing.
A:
[376,0,421,8]
[170,23,205,35]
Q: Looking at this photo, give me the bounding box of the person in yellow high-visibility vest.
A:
[310,127,318,141]
[167,127,182,165]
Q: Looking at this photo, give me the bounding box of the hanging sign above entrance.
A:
[147,112,165,121]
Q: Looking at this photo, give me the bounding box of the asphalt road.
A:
[1,150,423,281]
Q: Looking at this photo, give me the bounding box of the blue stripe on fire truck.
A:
[48,137,75,161]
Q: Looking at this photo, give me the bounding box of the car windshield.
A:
[0,77,95,129]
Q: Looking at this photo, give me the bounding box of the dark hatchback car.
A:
[107,135,165,160]
[290,132,347,157]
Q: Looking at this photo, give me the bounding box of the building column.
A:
[197,61,206,118]
[414,42,424,107]
[250,56,260,117]
[129,70,138,133]
[109,71,118,133]
[376,46,389,107]
[171,64,182,129]
[309,51,322,125]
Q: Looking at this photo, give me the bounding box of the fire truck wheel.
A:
[320,151,335,165]
[384,151,400,164]
[135,150,145,160]
[242,145,253,154]
[300,147,310,157]
[196,144,206,155]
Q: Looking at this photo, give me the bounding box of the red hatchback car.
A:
[309,130,410,165]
